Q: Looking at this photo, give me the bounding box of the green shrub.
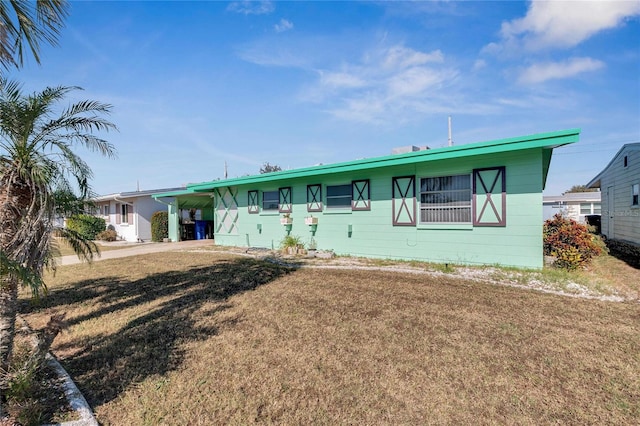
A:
[280,235,303,249]
[543,214,605,270]
[96,229,118,241]
[151,211,169,242]
[66,214,105,240]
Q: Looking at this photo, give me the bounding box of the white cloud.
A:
[472,59,486,71]
[309,45,458,123]
[274,18,293,33]
[319,71,367,89]
[227,1,274,15]
[487,0,640,53]
[387,67,453,98]
[382,46,443,69]
[517,57,605,84]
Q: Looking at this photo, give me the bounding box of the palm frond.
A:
[0,0,69,69]
[54,226,100,264]
[0,250,45,295]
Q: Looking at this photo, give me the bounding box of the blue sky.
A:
[10,0,640,196]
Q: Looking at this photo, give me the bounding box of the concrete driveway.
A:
[59,239,215,266]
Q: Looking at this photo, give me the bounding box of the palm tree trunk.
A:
[0,276,18,373]
[0,172,30,393]
[0,275,18,418]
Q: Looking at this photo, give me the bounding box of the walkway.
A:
[59,240,214,266]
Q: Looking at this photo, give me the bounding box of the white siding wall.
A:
[113,202,137,242]
[135,197,167,241]
[600,147,640,244]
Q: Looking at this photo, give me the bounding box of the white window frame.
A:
[419,174,472,224]
[632,183,639,207]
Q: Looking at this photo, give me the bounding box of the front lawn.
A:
[20,252,640,424]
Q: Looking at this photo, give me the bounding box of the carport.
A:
[152,189,215,242]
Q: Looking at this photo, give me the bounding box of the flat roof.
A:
[187,129,580,192]
[543,192,601,203]
[95,187,186,202]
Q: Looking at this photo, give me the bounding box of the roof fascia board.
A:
[189,129,579,192]
[587,143,640,188]
[152,189,196,198]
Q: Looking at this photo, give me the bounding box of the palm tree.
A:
[0,0,69,69]
[0,78,116,389]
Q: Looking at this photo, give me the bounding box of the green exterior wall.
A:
[154,130,578,267]
[212,148,545,268]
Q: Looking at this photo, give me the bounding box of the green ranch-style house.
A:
[153,129,580,269]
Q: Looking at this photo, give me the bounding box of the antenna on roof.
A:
[448,116,453,147]
[224,161,228,179]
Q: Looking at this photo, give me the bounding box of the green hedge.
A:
[66,214,106,240]
[151,211,169,242]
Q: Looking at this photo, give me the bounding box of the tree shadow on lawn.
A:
[19,257,293,408]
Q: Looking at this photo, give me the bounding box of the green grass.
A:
[18,251,640,425]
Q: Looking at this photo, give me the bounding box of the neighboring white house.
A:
[93,187,183,242]
[587,143,640,245]
[543,192,601,223]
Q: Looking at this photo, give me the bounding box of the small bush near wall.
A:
[97,229,118,241]
[606,239,640,269]
[543,213,605,270]
[66,214,106,240]
[151,211,169,242]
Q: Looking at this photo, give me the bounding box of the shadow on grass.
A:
[605,239,640,269]
[19,257,293,408]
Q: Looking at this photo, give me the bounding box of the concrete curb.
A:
[42,354,98,426]
[14,316,98,426]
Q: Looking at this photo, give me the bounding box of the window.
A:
[594,203,601,214]
[624,156,628,167]
[580,202,602,215]
[262,190,279,211]
[326,184,352,208]
[420,174,471,223]
[102,205,110,216]
[121,204,129,223]
[580,203,592,215]
[633,184,639,206]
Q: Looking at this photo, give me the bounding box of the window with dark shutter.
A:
[279,187,292,213]
[352,180,371,211]
[307,184,322,212]
[472,167,506,227]
[248,190,259,214]
[392,176,416,226]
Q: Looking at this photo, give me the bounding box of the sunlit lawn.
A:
[20,251,640,425]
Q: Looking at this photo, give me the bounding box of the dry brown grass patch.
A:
[19,252,640,425]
